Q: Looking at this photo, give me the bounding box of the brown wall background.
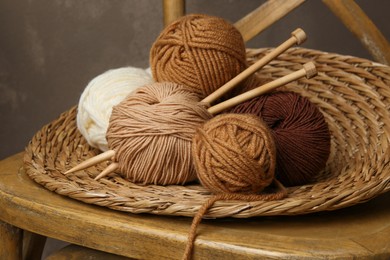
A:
[1,0,389,159]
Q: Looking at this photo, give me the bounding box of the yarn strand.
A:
[182,182,287,260]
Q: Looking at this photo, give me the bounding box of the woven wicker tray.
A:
[24,47,390,218]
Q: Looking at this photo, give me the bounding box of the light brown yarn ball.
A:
[192,113,276,194]
[150,14,247,99]
[106,82,212,185]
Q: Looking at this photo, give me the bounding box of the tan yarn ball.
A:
[106,82,212,185]
[192,113,276,194]
[150,14,247,98]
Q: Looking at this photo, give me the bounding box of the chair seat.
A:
[46,244,131,260]
[1,153,390,259]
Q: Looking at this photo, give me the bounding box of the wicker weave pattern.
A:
[24,48,390,218]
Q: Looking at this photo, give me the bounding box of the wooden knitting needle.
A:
[94,162,119,180]
[64,62,316,180]
[202,28,307,104]
[64,151,118,180]
[207,61,317,115]
[64,150,115,175]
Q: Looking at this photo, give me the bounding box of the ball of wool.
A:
[106,82,213,185]
[150,14,247,99]
[77,67,153,151]
[192,113,276,194]
[230,91,331,186]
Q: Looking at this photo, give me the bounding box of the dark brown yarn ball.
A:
[150,14,247,99]
[192,113,276,194]
[230,91,331,187]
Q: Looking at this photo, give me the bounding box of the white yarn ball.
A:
[145,67,152,77]
[77,67,153,151]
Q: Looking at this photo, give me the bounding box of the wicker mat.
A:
[24,47,390,218]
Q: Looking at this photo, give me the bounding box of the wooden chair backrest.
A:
[162,0,390,65]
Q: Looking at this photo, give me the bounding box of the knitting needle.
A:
[64,62,316,180]
[65,150,119,180]
[207,61,317,115]
[94,162,119,180]
[64,149,115,174]
[202,28,307,104]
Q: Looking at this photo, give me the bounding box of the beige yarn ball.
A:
[106,82,212,185]
[77,67,153,151]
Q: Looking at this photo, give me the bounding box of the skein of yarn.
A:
[192,113,276,194]
[184,113,287,260]
[150,14,248,99]
[77,67,153,151]
[106,82,212,185]
[230,91,331,186]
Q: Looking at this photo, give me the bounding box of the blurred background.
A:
[0,0,389,160]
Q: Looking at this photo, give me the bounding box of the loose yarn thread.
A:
[106,82,212,185]
[182,188,287,260]
[230,91,331,186]
[77,67,153,151]
[150,14,248,99]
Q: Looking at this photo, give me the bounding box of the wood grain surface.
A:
[1,153,390,259]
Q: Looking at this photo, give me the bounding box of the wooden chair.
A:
[1,152,390,259]
[0,0,390,259]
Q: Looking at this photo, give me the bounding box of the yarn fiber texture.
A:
[106,82,212,185]
[77,67,153,151]
[230,91,331,186]
[150,14,247,99]
[192,113,276,194]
